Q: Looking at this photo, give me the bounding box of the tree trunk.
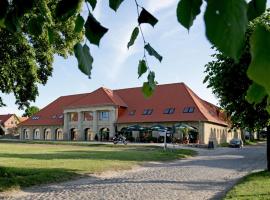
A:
[240,129,245,142]
[267,126,270,171]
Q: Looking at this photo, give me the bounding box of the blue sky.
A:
[1,0,268,116]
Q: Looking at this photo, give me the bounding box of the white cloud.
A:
[106,26,140,81]
[146,0,178,13]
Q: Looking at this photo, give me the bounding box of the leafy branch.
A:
[126,0,162,97]
[0,0,270,113]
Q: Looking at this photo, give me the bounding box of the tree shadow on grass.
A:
[0,140,163,149]
[0,148,195,162]
[0,166,81,192]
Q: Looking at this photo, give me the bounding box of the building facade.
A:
[19,83,240,144]
[0,114,21,135]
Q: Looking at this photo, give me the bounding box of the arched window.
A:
[44,128,52,140]
[34,129,40,140]
[55,129,63,140]
[23,129,30,140]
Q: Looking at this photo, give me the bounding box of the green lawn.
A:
[0,141,196,192]
[224,170,270,200]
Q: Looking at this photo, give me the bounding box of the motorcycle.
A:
[113,135,127,145]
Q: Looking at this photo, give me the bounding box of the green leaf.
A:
[144,43,162,62]
[204,0,248,60]
[176,0,202,30]
[86,0,97,10]
[247,0,266,21]
[138,60,147,78]
[109,0,124,12]
[74,43,93,78]
[0,19,5,28]
[74,15,84,33]
[85,13,108,46]
[28,16,44,36]
[246,82,267,104]
[142,82,154,98]
[247,25,270,95]
[138,8,158,27]
[55,0,80,21]
[47,27,54,44]
[147,71,156,88]
[127,27,139,49]
[142,71,157,97]
[4,12,20,32]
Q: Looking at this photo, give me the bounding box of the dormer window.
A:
[58,114,63,119]
[183,107,195,113]
[129,110,136,116]
[52,115,57,119]
[142,109,153,115]
[32,116,40,120]
[164,108,175,114]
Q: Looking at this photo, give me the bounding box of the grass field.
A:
[224,170,270,200]
[0,141,196,192]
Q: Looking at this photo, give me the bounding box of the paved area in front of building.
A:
[2,143,266,200]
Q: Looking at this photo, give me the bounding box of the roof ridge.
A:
[113,82,184,92]
[182,84,208,121]
[101,87,122,106]
[102,88,117,104]
[63,93,89,108]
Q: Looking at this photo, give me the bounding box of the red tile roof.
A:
[20,88,126,126]
[20,83,228,126]
[0,114,13,125]
[66,87,127,108]
[114,83,227,126]
[20,93,87,126]
[18,117,28,123]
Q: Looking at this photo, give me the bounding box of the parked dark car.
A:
[229,138,243,148]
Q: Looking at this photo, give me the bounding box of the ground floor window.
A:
[70,128,78,140]
[23,129,30,140]
[34,129,40,140]
[56,129,63,140]
[85,128,94,141]
[44,129,52,140]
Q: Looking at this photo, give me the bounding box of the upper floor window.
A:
[142,109,153,115]
[70,112,78,121]
[129,110,136,116]
[163,108,175,114]
[99,111,109,121]
[183,107,195,113]
[83,111,93,121]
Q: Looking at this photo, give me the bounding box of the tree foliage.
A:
[0,0,270,113]
[22,106,40,117]
[204,10,270,130]
[0,0,83,109]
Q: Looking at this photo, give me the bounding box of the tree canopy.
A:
[0,0,270,113]
[0,0,83,108]
[204,10,270,131]
[22,106,40,117]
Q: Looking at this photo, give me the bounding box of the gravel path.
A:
[2,143,266,200]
